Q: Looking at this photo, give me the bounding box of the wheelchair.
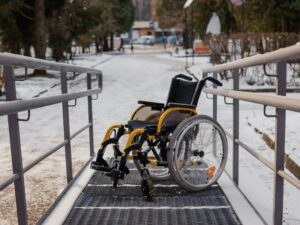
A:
[91,74,228,201]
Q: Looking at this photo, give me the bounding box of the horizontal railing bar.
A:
[235,139,274,171]
[239,88,300,93]
[23,123,92,174]
[0,174,20,191]
[70,123,91,140]
[224,129,233,139]
[0,53,101,74]
[278,170,300,190]
[36,155,94,225]
[204,88,300,113]
[202,43,300,73]
[0,88,101,116]
[224,130,274,171]
[23,140,69,173]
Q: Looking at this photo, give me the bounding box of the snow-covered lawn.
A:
[0,52,299,225]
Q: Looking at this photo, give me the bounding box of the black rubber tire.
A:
[141,179,153,201]
[112,174,118,188]
[167,115,228,191]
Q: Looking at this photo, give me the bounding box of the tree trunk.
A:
[103,35,109,52]
[110,33,114,51]
[68,46,73,60]
[10,43,21,55]
[33,0,47,75]
[23,43,31,57]
[95,40,101,53]
[281,17,287,32]
[52,48,65,62]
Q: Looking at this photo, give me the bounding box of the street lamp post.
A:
[183,0,194,68]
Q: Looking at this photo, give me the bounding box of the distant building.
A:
[130,0,183,44]
[132,21,156,39]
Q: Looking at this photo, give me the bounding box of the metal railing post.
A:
[61,71,73,183]
[3,66,28,225]
[213,72,218,156]
[87,73,94,157]
[233,69,240,185]
[273,61,286,225]
[213,72,218,121]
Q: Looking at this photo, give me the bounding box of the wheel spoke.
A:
[169,116,228,191]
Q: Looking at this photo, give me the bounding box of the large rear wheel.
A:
[167,115,228,191]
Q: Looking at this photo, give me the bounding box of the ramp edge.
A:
[41,160,94,225]
[218,171,267,225]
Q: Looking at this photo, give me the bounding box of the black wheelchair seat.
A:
[126,120,157,130]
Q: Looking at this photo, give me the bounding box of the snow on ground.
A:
[0,52,299,225]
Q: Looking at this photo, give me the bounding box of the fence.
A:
[202,43,300,225]
[0,53,102,225]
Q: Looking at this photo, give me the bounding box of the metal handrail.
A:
[23,140,69,173]
[0,53,102,225]
[204,88,300,113]
[0,52,101,74]
[0,88,101,116]
[203,44,300,225]
[0,174,20,191]
[235,139,274,171]
[278,170,300,189]
[206,87,300,191]
[202,43,300,73]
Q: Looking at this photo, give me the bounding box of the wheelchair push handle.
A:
[175,74,193,81]
[203,77,223,87]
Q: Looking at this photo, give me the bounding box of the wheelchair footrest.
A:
[91,161,112,172]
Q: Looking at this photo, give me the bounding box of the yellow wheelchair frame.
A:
[91,74,223,200]
[100,106,196,161]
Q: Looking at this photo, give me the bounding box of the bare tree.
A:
[33,0,47,74]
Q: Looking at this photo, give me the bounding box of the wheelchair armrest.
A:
[167,102,196,109]
[138,100,165,110]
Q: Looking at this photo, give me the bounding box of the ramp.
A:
[63,168,241,225]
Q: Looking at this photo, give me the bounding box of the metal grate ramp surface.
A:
[64,166,241,225]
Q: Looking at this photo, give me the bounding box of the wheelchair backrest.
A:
[166,75,203,107]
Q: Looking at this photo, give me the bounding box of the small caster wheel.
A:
[140,168,154,201]
[141,179,153,201]
[111,160,119,188]
[112,172,118,188]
